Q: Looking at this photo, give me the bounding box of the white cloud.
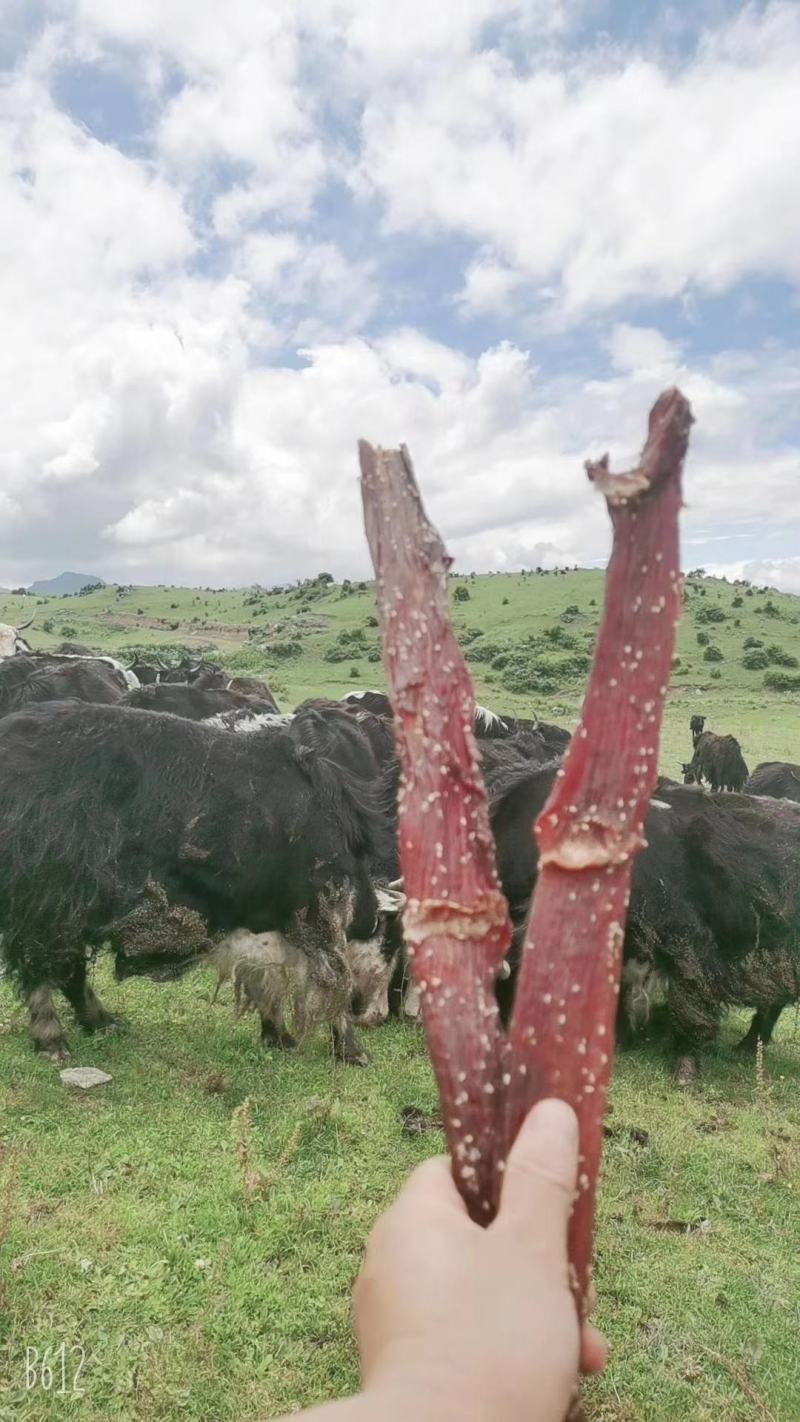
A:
[2,2,800,601]
[607,324,681,374]
[457,254,522,318]
[358,3,800,318]
[237,234,376,339]
[705,559,800,596]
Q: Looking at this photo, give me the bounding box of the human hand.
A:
[354,1099,607,1422]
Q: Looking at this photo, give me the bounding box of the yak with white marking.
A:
[0,701,396,1064]
[0,615,35,658]
[341,689,570,758]
[0,653,130,718]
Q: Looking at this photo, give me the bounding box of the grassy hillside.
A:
[3,568,799,775]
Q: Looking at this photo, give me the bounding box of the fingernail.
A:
[528,1098,579,1145]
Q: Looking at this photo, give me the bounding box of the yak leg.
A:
[331,1016,369,1067]
[736,1004,786,1053]
[666,978,722,1088]
[402,979,422,1022]
[27,985,70,1062]
[58,960,117,1034]
[259,1016,297,1050]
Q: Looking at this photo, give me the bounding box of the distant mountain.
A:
[29,572,107,596]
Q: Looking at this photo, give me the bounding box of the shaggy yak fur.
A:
[121,683,279,722]
[0,655,129,718]
[340,689,571,758]
[0,702,393,1063]
[487,760,800,1081]
[227,675,279,705]
[683,730,749,792]
[744,761,800,804]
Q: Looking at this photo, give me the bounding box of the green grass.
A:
[2,570,800,1418]
[4,569,799,777]
[1,971,799,1421]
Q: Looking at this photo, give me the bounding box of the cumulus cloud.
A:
[358,3,800,319]
[237,234,377,340]
[705,559,800,596]
[1,2,799,597]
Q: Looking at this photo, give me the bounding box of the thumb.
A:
[495,1098,578,1255]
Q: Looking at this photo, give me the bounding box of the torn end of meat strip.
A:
[359,440,512,1220]
[507,387,693,1307]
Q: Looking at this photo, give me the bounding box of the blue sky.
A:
[1,1,799,589]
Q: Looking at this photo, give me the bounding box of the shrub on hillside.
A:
[41,618,54,634]
[60,624,77,638]
[367,648,381,662]
[742,649,770,670]
[337,627,367,647]
[366,615,379,627]
[695,605,726,624]
[766,644,799,668]
[543,626,579,649]
[696,631,710,646]
[501,663,557,696]
[467,639,506,663]
[349,665,360,678]
[743,636,764,648]
[265,639,302,660]
[709,668,722,680]
[764,670,800,692]
[459,628,482,644]
[453,585,470,602]
[703,645,723,663]
[501,597,509,605]
[732,595,743,607]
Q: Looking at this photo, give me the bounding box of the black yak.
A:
[487,760,800,1083]
[0,654,130,718]
[744,761,800,803]
[121,683,278,722]
[0,702,397,1064]
[684,731,749,792]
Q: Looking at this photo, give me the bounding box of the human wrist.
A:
[362,1363,518,1422]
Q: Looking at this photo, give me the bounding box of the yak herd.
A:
[1,622,800,1087]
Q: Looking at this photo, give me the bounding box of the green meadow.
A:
[1,570,799,1420]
